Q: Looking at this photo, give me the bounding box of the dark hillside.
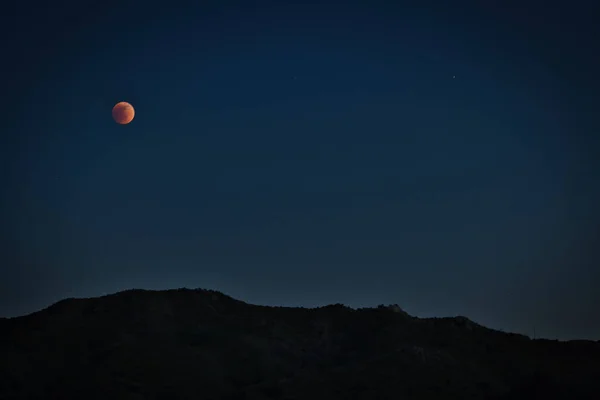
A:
[1,288,598,399]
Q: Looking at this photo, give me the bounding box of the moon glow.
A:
[112,102,135,124]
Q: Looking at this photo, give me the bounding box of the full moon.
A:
[112,101,135,125]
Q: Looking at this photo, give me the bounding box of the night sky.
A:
[1,1,598,340]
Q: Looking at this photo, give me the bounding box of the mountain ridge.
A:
[1,287,599,399]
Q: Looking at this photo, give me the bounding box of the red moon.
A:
[112,101,135,124]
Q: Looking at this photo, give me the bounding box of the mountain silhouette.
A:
[1,288,599,399]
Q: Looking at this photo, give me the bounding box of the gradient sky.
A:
[1,0,598,340]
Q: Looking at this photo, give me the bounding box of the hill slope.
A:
[1,288,599,399]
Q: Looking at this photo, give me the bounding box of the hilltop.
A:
[1,288,599,399]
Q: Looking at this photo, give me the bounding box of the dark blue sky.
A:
[1,1,598,340]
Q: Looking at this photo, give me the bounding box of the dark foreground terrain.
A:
[1,288,599,399]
